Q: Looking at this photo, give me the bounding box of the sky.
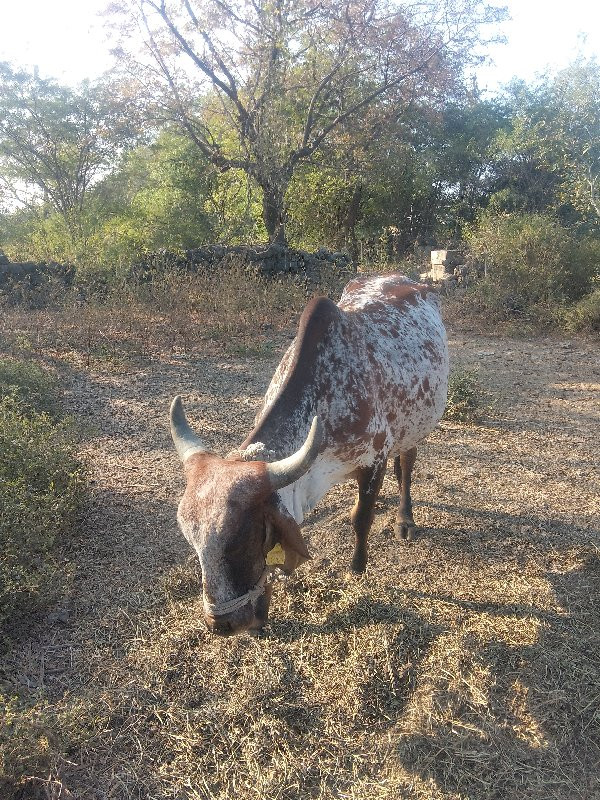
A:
[476,0,600,93]
[0,0,599,92]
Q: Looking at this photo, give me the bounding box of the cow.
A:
[170,273,448,636]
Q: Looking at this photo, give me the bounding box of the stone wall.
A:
[0,245,352,298]
[131,244,352,282]
[0,252,73,291]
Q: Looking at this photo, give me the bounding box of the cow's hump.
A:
[339,274,432,313]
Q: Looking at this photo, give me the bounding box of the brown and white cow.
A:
[170,274,448,635]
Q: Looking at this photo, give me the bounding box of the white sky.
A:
[0,0,599,91]
[0,0,113,84]
[477,0,600,93]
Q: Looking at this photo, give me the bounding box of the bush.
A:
[466,211,599,314]
[445,368,482,423]
[0,366,84,637]
[564,288,600,332]
[0,358,58,415]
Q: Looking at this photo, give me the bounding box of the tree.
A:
[287,97,509,255]
[487,64,600,229]
[430,98,509,237]
[109,0,506,244]
[88,129,219,261]
[544,60,600,224]
[0,63,137,241]
[285,104,438,255]
[483,82,560,218]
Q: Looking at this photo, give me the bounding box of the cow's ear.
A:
[265,505,311,574]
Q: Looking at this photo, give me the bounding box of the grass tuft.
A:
[444,368,483,423]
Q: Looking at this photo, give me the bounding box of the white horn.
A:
[170,396,208,462]
[265,417,323,491]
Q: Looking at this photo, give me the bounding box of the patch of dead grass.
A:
[1,287,599,799]
[0,263,311,369]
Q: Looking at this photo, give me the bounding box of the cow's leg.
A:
[350,462,386,573]
[394,447,417,542]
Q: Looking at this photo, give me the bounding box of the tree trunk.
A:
[342,182,363,264]
[261,184,287,245]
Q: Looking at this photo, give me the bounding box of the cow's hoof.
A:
[350,554,367,573]
[247,624,269,638]
[395,521,417,542]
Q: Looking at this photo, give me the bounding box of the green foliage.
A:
[538,60,600,224]
[488,61,600,228]
[286,100,511,256]
[0,129,219,266]
[487,91,561,217]
[108,0,505,242]
[466,211,599,314]
[0,210,81,264]
[564,288,600,332]
[287,164,353,250]
[0,64,135,228]
[207,169,266,244]
[358,144,439,250]
[0,361,84,636]
[287,114,439,256]
[445,368,482,423]
[435,100,510,236]
[0,358,58,415]
[1,50,599,299]
[93,132,217,253]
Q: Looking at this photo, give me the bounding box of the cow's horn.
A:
[265,416,323,490]
[170,396,208,462]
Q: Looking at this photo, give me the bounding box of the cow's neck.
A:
[238,425,347,526]
[275,456,348,524]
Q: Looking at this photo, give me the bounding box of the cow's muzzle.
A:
[205,605,255,636]
[204,591,271,636]
[203,572,275,636]
[203,566,288,636]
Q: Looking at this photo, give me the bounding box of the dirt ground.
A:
[2,312,600,799]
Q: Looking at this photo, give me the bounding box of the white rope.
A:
[227,441,280,462]
[203,566,283,617]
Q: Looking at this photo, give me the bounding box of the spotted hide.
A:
[170,274,448,635]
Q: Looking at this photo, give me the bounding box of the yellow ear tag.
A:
[266,543,286,566]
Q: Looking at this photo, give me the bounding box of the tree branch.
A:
[588,164,600,219]
[142,0,250,128]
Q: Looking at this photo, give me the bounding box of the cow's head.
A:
[170,397,322,636]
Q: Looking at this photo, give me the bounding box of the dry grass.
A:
[0,263,315,367]
[1,280,599,799]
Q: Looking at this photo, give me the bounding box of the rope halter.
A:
[202,564,287,618]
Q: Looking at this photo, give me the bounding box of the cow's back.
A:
[248,275,448,469]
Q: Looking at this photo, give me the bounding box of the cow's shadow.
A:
[262,521,600,799]
[290,554,599,799]
[394,555,600,798]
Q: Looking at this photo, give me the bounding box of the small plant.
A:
[0,357,58,415]
[465,211,598,314]
[565,288,600,332]
[0,362,84,638]
[445,368,482,423]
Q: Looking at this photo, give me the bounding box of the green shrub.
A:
[445,368,482,423]
[0,358,58,415]
[564,288,600,332]
[466,211,599,314]
[0,380,84,636]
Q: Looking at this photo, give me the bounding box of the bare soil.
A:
[2,310,599,799]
